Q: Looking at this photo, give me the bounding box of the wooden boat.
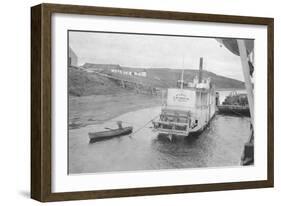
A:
[217,93,250,117]
[217,105,250,117]
[89,126,133,143]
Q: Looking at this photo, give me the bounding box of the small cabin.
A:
[111,68,147,77]
[132,70,147,77]
[111,68,123,74]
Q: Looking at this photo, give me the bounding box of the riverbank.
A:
[69,92,162,129]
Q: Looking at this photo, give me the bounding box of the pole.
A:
[180,69,184,89]
[199,57,203,83]
[237,40,254,124]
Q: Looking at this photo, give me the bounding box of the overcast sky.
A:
[69,31,249,81]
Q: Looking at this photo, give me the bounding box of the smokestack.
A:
[198,57,203,83]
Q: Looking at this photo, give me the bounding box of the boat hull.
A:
[89,127,133,143]
[153,110,215,140]
[217,105,250,117]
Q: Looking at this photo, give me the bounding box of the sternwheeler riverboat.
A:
[152,58,217,140]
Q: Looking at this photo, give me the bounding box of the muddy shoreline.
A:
[68,92,162,129]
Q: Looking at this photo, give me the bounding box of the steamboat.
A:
[152,57,217,140]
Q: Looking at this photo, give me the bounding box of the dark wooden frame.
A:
[31,3,274,202]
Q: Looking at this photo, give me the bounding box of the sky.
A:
[69,31,250,81]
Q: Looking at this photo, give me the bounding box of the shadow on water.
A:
[152,133,202,155]
[69,107,250,173]
[156,133,199,144]
[149,123,221,169]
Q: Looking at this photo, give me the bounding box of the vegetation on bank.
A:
[69,64,245,97]
[68,67,125,96]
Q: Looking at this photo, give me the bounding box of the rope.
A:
[129,114,159,137]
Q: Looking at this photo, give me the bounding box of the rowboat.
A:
[88,126,133,143]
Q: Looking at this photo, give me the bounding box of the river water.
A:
[68,105,251,174]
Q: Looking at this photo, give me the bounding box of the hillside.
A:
[146,68,245,89]
[69,64,245,96]
[68,67,126,96]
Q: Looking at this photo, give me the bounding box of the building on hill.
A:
[132,69,147,77]
[83,63,121,72]
[111,67,123,74]
[81,63,147,77]
[69,47,78,66]
[111,67,147,77]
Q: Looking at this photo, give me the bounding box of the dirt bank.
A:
[68,92,162,129]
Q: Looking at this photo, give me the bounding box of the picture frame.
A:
[31,3,274,202]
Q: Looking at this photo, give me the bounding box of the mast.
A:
[180,55,185,89]
[198,57,203,83]
[180,69,184,89]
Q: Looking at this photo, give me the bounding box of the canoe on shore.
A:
[88,126,133,143]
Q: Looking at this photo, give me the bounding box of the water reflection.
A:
[69,107,250,174]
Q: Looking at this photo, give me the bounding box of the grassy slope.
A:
[82,63,245,88]
[68,67,126,96]
[147,68,245,89]
[69,65,245,97]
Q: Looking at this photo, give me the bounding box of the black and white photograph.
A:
[67,30,254,174]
